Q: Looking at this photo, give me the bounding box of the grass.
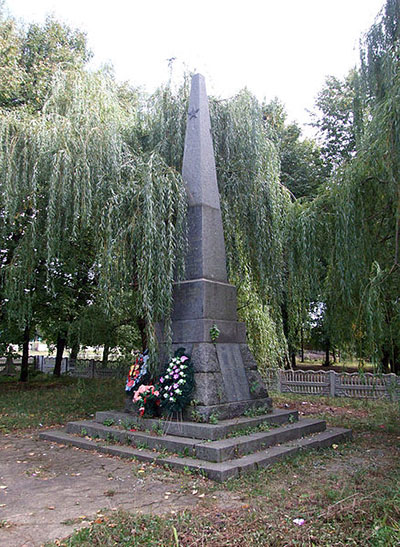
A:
[0,375,123,432]
[298,358,375,372]
[271,391,400,433]
[1,376,399,545]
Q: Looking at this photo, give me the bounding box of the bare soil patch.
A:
[0,432,237,546]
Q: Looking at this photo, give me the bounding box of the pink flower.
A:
[181,356,188,362]
[154,391,159,397]
[173,383,178,389]
[159,377,164,383]
[174,374,179,379]
[133,384,153,402]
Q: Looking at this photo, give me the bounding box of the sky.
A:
[8,0,385,135]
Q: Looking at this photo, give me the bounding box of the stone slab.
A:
[216,343,251,401]
[40,426,352,482]
[95,408,298,440]
[171,279,238,321]
[192,372,227,405]
[66,420,200,456]
[191,343,220,372]
[246,369,270,399]
[171,318,247,344]
[239,344,259,370]
[184,204,228,282]
[66,418,326,464]
[195,418,326,462]
[185,397,273,421]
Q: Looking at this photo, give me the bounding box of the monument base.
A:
[154,337,271,420]
[183,397,272,421]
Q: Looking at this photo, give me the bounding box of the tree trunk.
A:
[137,318,147,352]
[19,324,30,382]
[390,346,400,375]
[322,341,330,366]
[290,350,296,369]
[381,349,390,373]
[300,328,304,363]
[70,340,80,360]
[102,343,110,366]
[54,333,66,377]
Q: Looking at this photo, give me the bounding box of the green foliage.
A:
[209,324,220,342]
[286,0,400,373]
[0,68,188,372]
[311,71,359,171]
[264,99,329,199]
[0,14,90,110]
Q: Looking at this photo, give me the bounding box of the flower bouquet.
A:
[159,348,194,414]
[125,350,149,394]
[132,384,161,417]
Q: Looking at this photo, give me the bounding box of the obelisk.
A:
[161,74,271,420]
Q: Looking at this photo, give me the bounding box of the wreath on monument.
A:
[127,348,194,416]
[159,348,194,414]
[125,350,150,394]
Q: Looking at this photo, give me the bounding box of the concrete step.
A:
[66,420,201,457]
[65,417,325,463]
[94,408,299,440]
[39,426,352,482]
[194,418,327,462]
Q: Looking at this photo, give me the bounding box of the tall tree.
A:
[311,71,359,172]
[0,14,90,110]
[287,0,400,373]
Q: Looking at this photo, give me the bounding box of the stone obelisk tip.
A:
[182,73,221,210]
[180,73,227,282]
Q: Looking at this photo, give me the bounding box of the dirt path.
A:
[0,431,239,546]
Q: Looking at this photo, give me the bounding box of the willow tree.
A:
[285,0,400,372]
[0,69,187,378]
[329,0,400,372]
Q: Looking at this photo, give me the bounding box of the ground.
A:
[0,394,399,546]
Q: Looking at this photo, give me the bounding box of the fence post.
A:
[91,359,95,379]
[330,370,336,397]
[277,370,282,393]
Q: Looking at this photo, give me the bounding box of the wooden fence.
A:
[35,356,126,378]
[264,368,400,401]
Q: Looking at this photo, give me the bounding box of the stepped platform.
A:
[40,409,351,482]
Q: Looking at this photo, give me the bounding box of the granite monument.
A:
[158,74,271,420]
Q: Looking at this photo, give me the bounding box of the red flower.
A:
[139,407,145,417]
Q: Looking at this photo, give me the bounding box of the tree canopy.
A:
[287,0,400,373]
[1,0,400,379]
